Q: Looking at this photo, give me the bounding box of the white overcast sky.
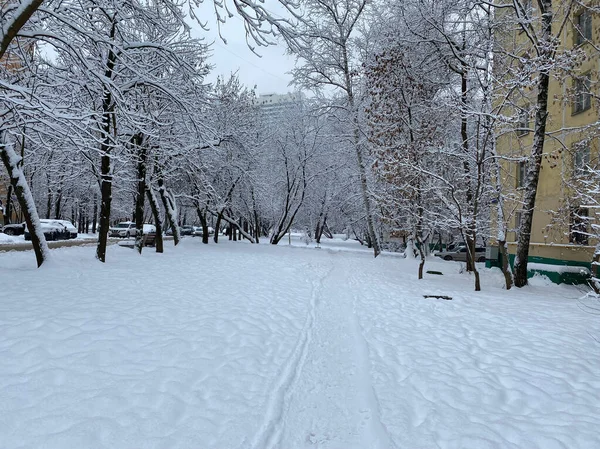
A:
[190,2,297,96]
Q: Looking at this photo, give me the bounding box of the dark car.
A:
[180,225,194,236]
[2,222,25,236]
[24,219,69,241]
[435,246,486,263]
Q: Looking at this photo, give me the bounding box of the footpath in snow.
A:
[0,237,599,449]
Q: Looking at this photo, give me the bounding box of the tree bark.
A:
[341,34,379,257]
[45,182,52,219]
[96,151,112,262]
[211,210,256,243]
[157,177,180,245]
[214,211,223,243]
[146,186,163,253]
[96,22,117,263]
[133,134,147,254]
[0,133,48,267]
[54,186,62,220]
[0,0,44,60]
[92,194,98,234]
[4,185,12,224]
[197,206,209,244]
[514,1,553,288]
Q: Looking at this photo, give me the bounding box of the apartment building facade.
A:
[492,3,599,281]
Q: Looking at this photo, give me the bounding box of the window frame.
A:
[574,9,592,46]
[514,211,523,235]
[516,108,530,136]
[517,160,528,188]
[573,143,592,176]
[573,74,592,115]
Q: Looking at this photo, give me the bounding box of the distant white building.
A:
[256,92,303,121]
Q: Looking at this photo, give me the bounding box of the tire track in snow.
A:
[249,262,333,449]
[348,260,397,449]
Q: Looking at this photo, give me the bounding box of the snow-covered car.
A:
[2,222,25,236]
[435,246,486,263]
[24,219,68,241]
[54,219,78,239]
[109,222,136,238]
[142,224,156,235]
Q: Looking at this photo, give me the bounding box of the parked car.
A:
[191,226,215,237]
[180,225,194,236]
[24,219,69,241]
[435,246,486,263]
[2,222,25,236]
[109,221,136,238]
[142,224,156,235]
[109,222,156,238]
[53,220,78,239]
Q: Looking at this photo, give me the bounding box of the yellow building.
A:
[492,3,599,283]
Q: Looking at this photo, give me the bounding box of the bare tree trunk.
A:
[157,177,180,245]
[5,185,12,224]
[494,153,513,290]
[0,0,44,60]
[214,211,222,243]
[0,133,48,266]
[92,194,98,234]
[146,186,163,253]
[315,215,327,244]
[96,152,112,262]
[133,135,147,254]
[415,232,426,280]
[514,1,553,288]
[210,210,256,243]
[342,39,379,257]
[251,188,260,243]
[54,186,62,220]
[96,23,117,263]
[197,206,209,244]
[45,181,52,219]
[458,69,476,273]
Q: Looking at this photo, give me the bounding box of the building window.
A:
[575,10,592,46]
[517,160,528,188]
[574,143,591,176]
[570,208,589,245]
[573,75,592,114]
[516,108,529,136]
[515,211,523,234]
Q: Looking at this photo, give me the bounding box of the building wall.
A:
[493,4,599,267]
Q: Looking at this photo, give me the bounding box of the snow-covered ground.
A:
[1,237,599,449]
[0,232,23,244]
[0,232,97,245]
